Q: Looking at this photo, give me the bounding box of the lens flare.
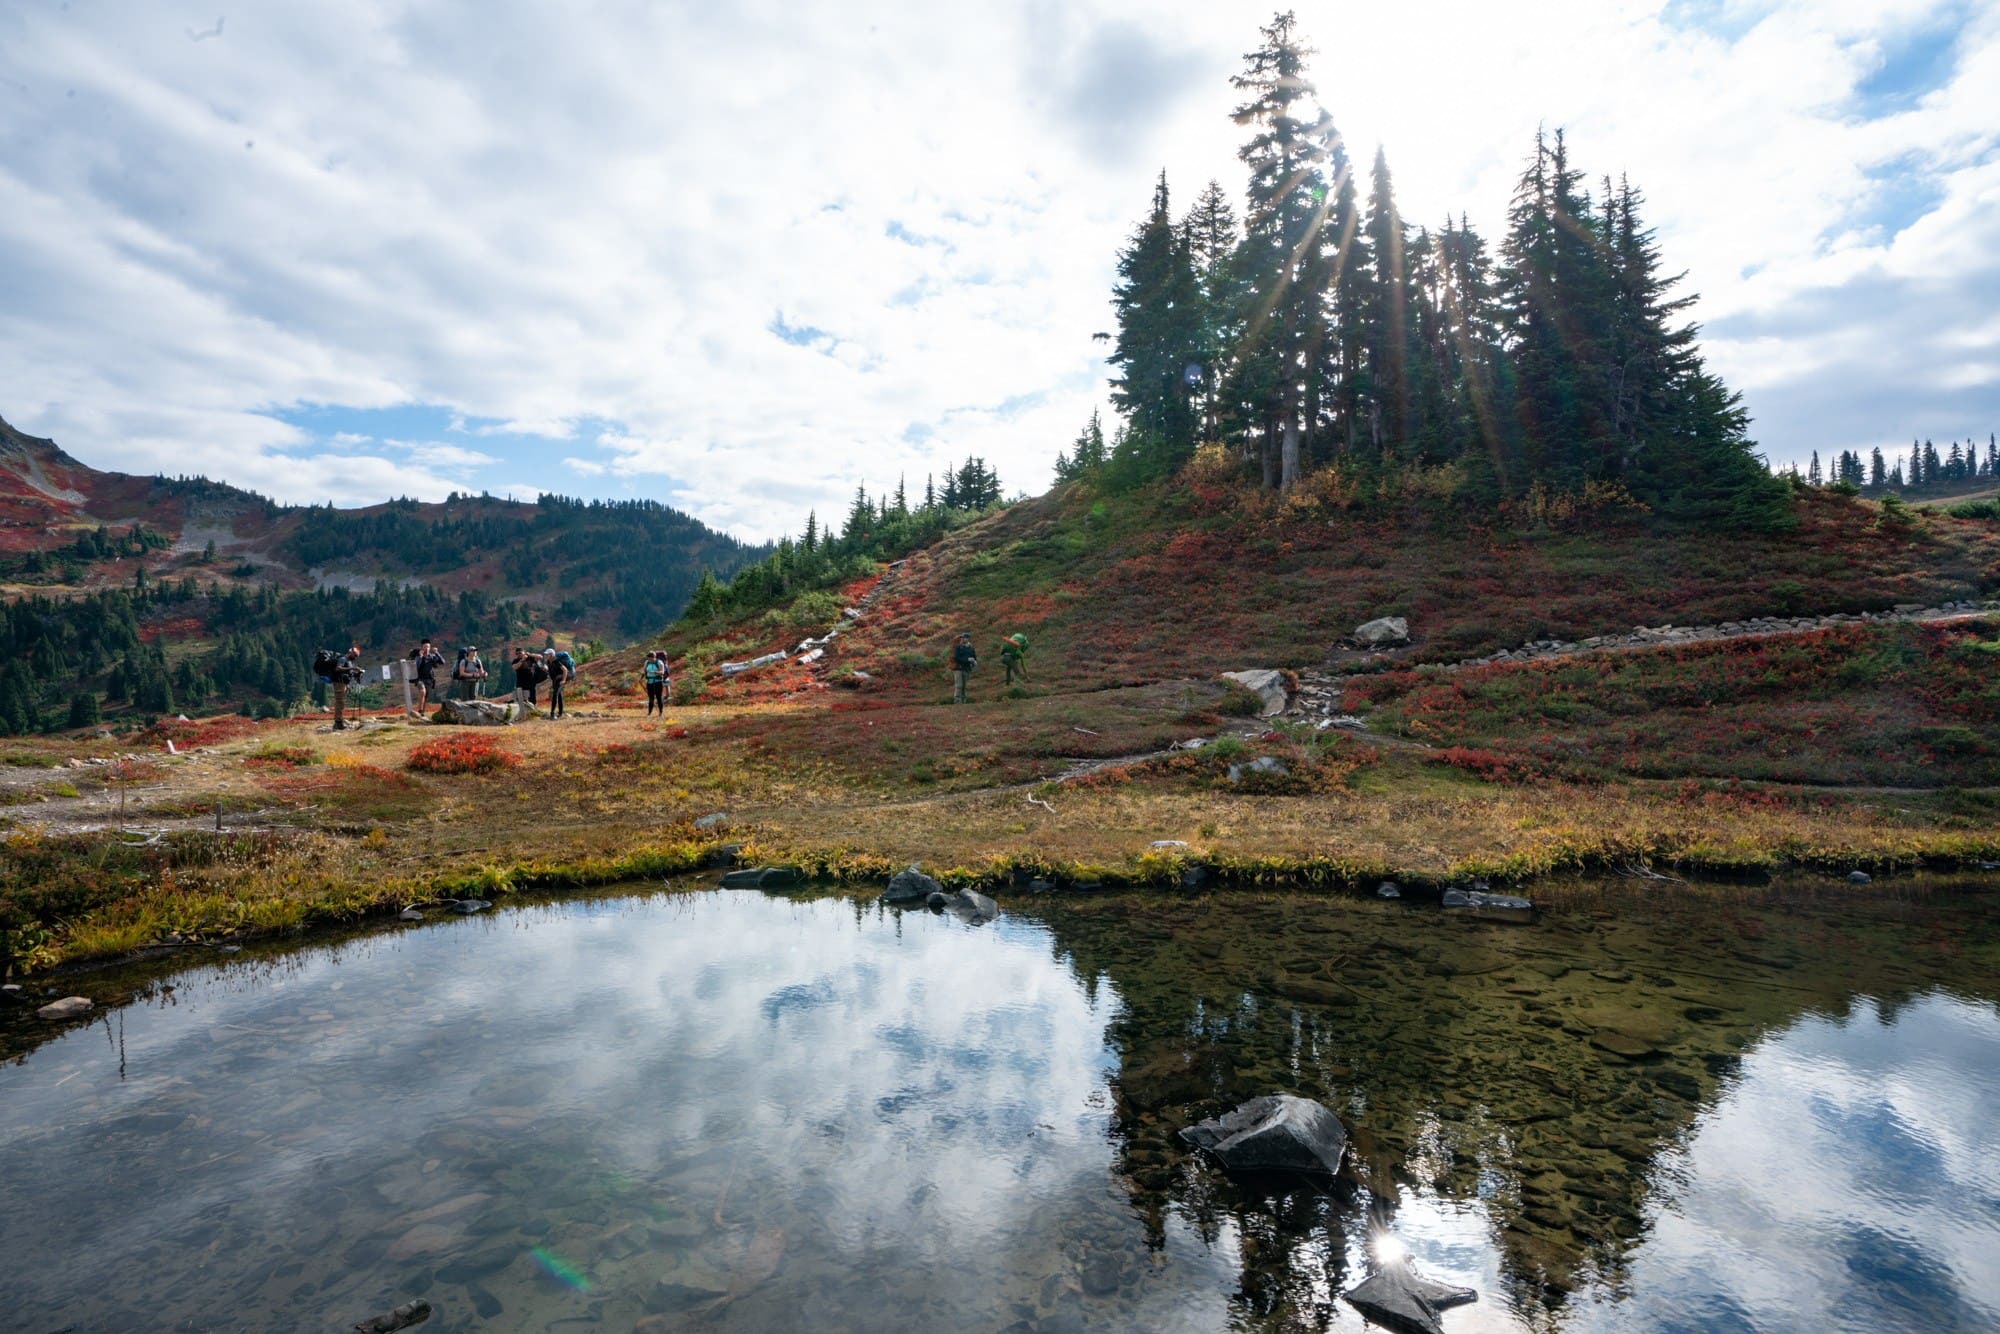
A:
[1370,1232,1408,1265]
[531,1246,590,1292]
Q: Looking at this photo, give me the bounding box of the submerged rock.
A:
[1441,888,1535,924]
[352,1298,432,1332]
[1180,1094,1348,1178]
[450,899,490,915]
[720,866,805,890]
[399,908,424,922]
[881,864,942,904]
[1377,881,1402,899]
[37,995,93,1020]
[1847,870,1872,885]
[1343,1260,1476,1334]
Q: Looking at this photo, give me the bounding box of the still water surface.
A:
[0,882,1995,1331]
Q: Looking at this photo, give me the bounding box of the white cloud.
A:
[0,0,1994,539]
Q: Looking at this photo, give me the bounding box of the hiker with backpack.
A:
[1000,633,1029,687]
[313,645,363,730]
[951,633,977,704]
[643,651,668,715]
[511,649,548,707]
[543,647,574,719]
[453,646,487,699]
[410,640,445,712]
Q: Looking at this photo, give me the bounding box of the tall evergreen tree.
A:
[1225,10,1340,489]
[1181,180,1240,442]
[1107,172,1203,476]
[1361,147,1413,451]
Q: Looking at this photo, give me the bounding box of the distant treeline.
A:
[286,493,766,636]
[1057,11,1792,531]
[0,580,529,734]
[684,458,1006,625]
[1799,437,1998,494]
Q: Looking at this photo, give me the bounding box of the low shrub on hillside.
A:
[406,733,521,774]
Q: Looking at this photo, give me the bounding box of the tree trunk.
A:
[1280,416,1300,490]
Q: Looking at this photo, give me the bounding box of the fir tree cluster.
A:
[683,458,1005,623]
[1796,435,1999,493]
[1069,11,1792,529]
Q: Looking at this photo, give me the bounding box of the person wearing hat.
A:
[453,645,487,700]
[950,633,977,704]
[1000,632,1029,687]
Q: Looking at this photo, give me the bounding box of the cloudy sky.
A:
[2,0,1996,541]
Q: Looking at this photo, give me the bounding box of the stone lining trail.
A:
[1292,599,1998,725]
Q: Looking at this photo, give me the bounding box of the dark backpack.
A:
[312,649,341,681]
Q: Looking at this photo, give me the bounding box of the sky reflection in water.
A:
[0,888,1994,1331]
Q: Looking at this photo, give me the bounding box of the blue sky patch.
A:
[1848,14,1963,119]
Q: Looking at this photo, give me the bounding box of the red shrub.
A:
[405,733,521,774]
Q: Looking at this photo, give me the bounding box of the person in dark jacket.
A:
[331,645,361,730]
[951,633,977,704]
[511,649,547,706]
[410,640,445,712]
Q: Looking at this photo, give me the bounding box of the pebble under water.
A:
[1,878,1996,1332]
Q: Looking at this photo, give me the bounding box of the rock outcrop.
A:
[1220,669,1291,716]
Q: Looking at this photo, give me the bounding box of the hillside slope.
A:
[0,414,762,638]
[660,467,2000,706]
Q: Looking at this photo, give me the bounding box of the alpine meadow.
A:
[3,7,1998,1334]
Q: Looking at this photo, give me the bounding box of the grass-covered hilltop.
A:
[3,10,1999,977]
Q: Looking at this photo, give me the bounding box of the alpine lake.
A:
[2,872,1996,1333]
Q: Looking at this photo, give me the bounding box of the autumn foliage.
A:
[405,733,522,774]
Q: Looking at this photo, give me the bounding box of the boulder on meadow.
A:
[1179,1094,1348,1178]
[881,864,942,904]
[1354,616,1410,647]
[431,698,523,726]
[1220,669,1290,716]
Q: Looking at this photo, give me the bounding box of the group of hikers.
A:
[319,627,1026,726]
[951,631,1028,703]
[410,643,577,717]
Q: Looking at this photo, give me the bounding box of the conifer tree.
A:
[1181,180,1239,441]
[1226,10,1340,489]
[1808,451,1822,487]
[1869,447,1886,489]
[1361,147,1413,450]
[1108,173,1203,476]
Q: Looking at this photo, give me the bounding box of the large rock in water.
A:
[938,888,999,925]
[1179,1094,1347,1178]
[881,864,942,904]
[1343,1261,1477,1334]
[1354,616,1410,647]
[37,996,93,1020]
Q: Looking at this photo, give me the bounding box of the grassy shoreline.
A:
[8,794,1997,977]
